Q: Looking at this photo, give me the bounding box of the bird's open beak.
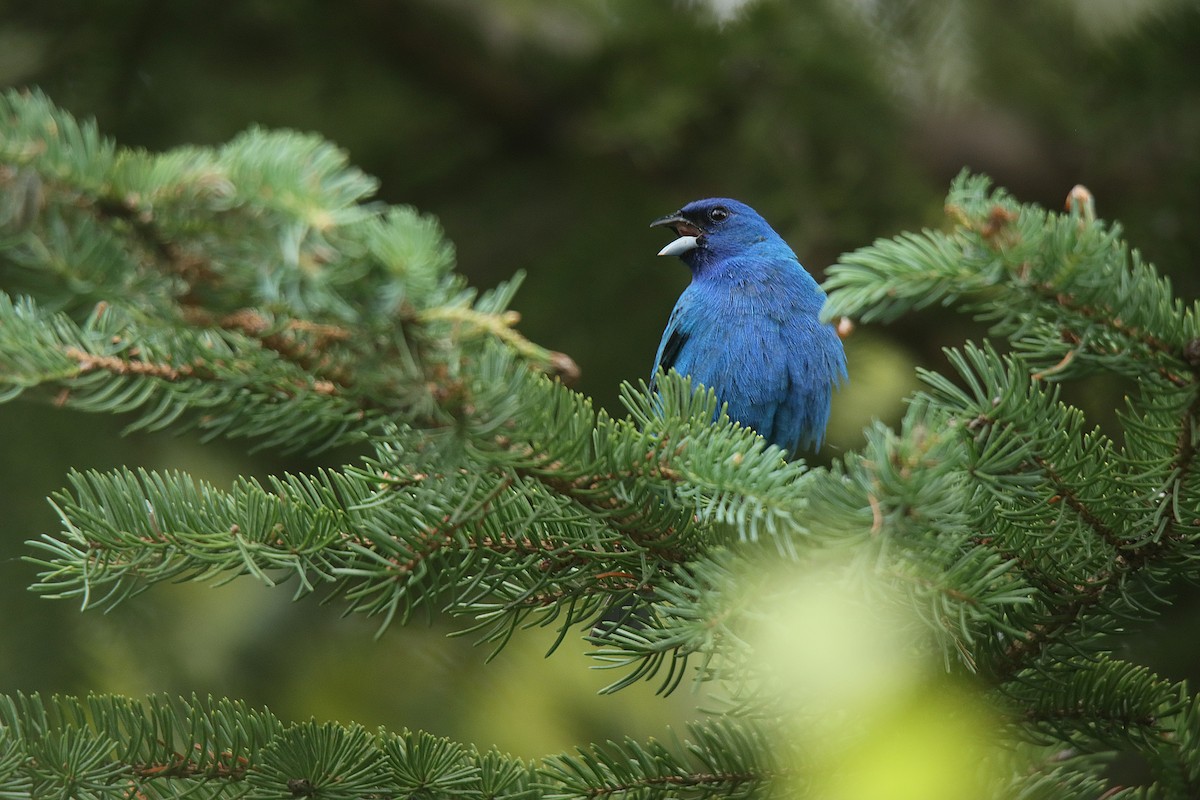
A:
[650,212,702,257]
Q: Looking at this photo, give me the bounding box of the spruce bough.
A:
[2,88,1199,798]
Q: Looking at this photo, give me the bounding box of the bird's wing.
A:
[650,299,691,391]
[770,318,847,453]
[649,273,845,456]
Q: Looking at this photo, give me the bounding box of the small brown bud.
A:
[1066,185,1096,224]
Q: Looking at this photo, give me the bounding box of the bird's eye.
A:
[709,207,730,223]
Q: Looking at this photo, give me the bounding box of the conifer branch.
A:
[418,304,580,384]
[90,192,193,279]
[8,90,1200,797]
[826,171,1200,386]
[0,691,779,799]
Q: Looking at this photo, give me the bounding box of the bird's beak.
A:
[650,212,702,257]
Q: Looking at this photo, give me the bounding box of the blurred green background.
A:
[3,0,1200,758]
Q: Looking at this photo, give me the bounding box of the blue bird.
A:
[650,198,846,456]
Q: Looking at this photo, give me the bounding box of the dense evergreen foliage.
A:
[3,88,1200,797]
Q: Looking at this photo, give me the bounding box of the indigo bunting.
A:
[650,198,846,456]
[594,198,845,641]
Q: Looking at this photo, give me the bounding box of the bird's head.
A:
[650,197,781,270]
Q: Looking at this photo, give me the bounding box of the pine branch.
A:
[0,88,577,454]
[0,692,538,799]
[818,176,1200,797]
[10,88,1200,797]
[22,368,817,671]
[825,171,1200,385]
[0,293,373,451]
[540,720,775,800]
[0,692,779,800]
[1009,656,1181,751]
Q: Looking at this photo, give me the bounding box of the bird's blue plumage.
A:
[650,198,846,456]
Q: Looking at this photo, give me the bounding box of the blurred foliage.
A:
[2,0,1199,764]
